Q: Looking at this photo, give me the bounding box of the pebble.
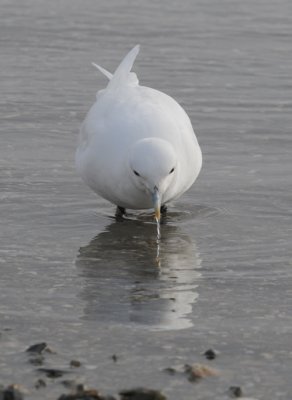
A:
[119,388,167,400]
[26,342,47,354]
[228,386,243,398]
[0,384,25,400]
[70,360,81,368]
[203,349,217,360]
[58,384,116,400]
[37,368,69,378]
[184,363,219,382]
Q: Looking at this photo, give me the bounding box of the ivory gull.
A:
[76,45,202,221]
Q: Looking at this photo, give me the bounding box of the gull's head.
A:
[129,138,177,221]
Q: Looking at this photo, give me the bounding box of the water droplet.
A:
[155,217,161,240]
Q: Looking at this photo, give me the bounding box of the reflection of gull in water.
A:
[75,218,201,330]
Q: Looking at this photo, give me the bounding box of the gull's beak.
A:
[152,186,161,222]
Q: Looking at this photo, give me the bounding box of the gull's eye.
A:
[133,170,140,177]
[169,167,175,174]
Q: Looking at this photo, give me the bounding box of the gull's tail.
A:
[92,45,140,89]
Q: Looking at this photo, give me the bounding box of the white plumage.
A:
[76,45,202,219]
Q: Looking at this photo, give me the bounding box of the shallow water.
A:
[1,0,292,399]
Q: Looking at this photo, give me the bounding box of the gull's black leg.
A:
[115,206,126,219]
[160,204,167,214]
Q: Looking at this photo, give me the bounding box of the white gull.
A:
[76,45,202,221]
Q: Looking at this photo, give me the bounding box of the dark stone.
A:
[37,368,69,378]
[26,342,47,354]
[119,388,167,400]
[57,384,116,400]
[70,360,81,368]
[0,385,24,400]
[228,386,243,398]
[204,349,217,360]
